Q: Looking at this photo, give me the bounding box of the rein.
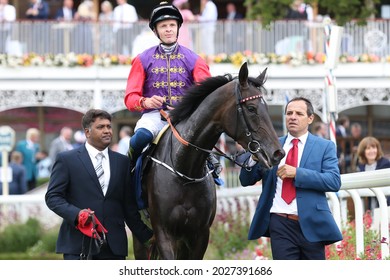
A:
[158,80,264,171]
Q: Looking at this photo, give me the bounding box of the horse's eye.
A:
[247,106,257,113]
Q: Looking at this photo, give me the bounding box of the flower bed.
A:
[1,51,389,68]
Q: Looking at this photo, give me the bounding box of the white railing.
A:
[0,169,389,259]
[1,19,389,57]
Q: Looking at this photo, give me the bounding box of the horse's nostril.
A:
[273,149,285,164]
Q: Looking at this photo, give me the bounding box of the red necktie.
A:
[282,138,299,204]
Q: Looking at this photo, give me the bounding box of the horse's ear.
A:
[257,67,268,85]
[238,62,249,86]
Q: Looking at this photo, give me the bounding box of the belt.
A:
[275,213,299,221]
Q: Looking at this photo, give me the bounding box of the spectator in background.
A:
[74,0,96,54]
[37,150,52,179]
[99,0,114,53]
[26,0,49,20]
[347,122,363,172]
[336,115,350,137]
[15,128,45,191]
[197,0,218,60]
[225,2,244,53]
[54,0,76,53]
[286,0,313,21]
[49,126,74,165]
[0,151,28,195]
[25,0,50,53]
[173,0,195,49]
[311,121,328,139]
[356,136,390,207]
[113,0,138,55]
[55,0,76,21]
[131,26,160,57]
[0,0,16,54]
[336,114,350,172]
[73,130,86,149]
[226,2,243,20]
[117,126,133,156]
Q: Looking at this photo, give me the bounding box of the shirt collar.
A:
[286,131,309,146]
[85,141,109,159]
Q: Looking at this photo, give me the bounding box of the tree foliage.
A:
[244,0,380,26]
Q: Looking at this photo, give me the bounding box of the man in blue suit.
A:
[240,97,342,260]
[45,109,153,260]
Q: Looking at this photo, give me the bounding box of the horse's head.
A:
[224,62,285,169]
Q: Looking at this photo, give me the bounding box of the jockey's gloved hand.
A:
[207,154,222,177]
[206,154,224,186]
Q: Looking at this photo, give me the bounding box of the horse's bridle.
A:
[158,79,266,173]
[234,79,265,158]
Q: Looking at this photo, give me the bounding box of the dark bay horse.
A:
[133,62,284,259]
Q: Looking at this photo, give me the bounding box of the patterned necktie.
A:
[95,153,105,190]
[281,138,299,204]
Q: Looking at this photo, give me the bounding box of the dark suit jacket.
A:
[0,163,27,195]
[45,145,152,257]
[357,157,390,171]
[26,1,49,20]
[240,133,343,245]
[55,7,76,21]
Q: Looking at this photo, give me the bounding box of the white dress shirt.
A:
[270,132,309,215]
[113,3,138,32]
[85,142,111,195]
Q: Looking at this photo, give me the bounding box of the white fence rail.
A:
[1,19,390,56]
[0,169,389,259]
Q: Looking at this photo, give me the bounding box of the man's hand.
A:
[143,96,164,109]
[277,164,297,180]
[78,208,94,227]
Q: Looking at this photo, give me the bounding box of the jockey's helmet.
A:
[149,1,183,30]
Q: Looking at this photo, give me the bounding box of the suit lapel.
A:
[78,146,102,192]
[300,133,316,167]
[106,149,117,197]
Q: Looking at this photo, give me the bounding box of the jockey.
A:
[124,1,222,183]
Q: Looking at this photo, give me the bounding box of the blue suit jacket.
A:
[45,145,152,257]
[240,133,343,244]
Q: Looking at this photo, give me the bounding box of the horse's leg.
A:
[132,236,149,260]
[154,228,177,260]
[185,228,210,259]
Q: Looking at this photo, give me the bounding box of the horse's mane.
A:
[169,72,267,124]
[169,75,232,123]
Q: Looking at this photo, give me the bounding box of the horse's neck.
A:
[166,110,222,175]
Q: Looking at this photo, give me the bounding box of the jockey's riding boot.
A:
[207,154,224,186]
[128,128,154,172]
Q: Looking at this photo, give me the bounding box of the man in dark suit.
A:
[226,2,244,20]
[0,151,28,195]
[55,0,76,21]
[240,97,342,260]
[45,109,153,260]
